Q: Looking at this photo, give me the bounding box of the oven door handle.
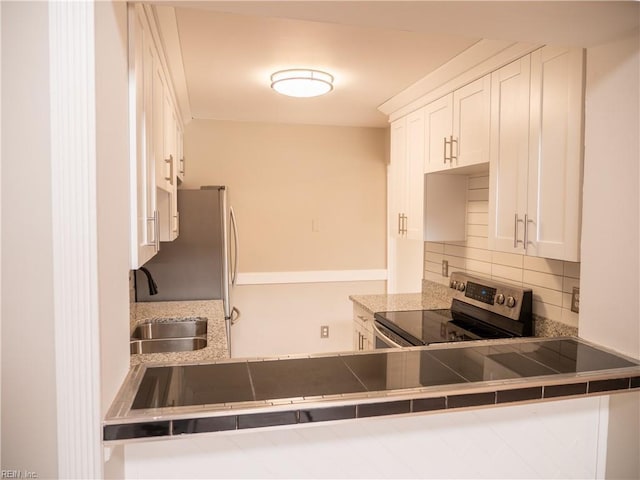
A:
[372,322,405,348]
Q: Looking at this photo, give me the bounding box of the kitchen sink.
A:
[130,318,207,354]
[131,318,207,340]
[130,337,207,354]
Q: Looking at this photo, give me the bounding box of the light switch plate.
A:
[571,287,580,313]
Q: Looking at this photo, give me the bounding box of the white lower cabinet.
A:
[353,305,374,351]
[489,46,585,262]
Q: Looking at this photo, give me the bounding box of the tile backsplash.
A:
[423,174,580,329]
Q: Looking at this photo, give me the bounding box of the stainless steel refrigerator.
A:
[134,186,239,355]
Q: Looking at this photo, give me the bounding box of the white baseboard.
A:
[236,269,388,285]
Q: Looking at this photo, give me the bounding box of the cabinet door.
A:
[388,116,423,293]
[158,93,178,242]
[528,47,584,261]
[152,55,169,192]
[129,8,158,269]
[452,75,491,168]
[424,94,453,173]
[389,118,407,239]
[488,56,531,254]
[405,109,425,240]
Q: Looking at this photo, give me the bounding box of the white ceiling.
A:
[158,1,639,128]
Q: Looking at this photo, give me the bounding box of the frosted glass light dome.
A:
[270,69,334,98]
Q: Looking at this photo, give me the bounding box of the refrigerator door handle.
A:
[230,206,239,286]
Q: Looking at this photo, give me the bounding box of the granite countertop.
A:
[104,336,640,444]
[349,281,453,315]
[129,300,229,366]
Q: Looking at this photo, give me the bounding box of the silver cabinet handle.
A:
[172,211,179,234]
[443,136,450,163]
[450,136,458,162]
[145,214,156,248]
[404,214,408,234]
[145,210,160,251]
[443,136,447,163]
[397,213,402,235]
[164,154,174,185]
[179,157,185,176]
[513,213,525,248]
[525,214,533,248]
[155,209,160,251]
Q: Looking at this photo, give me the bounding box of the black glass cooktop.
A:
[374,309,452,345]
[131,339,638,410]
[374,308,516,346]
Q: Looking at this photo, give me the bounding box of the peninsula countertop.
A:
[129,299,229,366]
[104,336,640,444]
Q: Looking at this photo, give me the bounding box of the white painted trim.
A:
[379,40,543,121]
[236,269,388,285]
[49,1,102,478]
[595,396,610,479]
[0,0,3,465]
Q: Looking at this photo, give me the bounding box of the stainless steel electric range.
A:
[373,272,534,349]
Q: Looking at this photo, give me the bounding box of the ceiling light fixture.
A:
[270,69,334,98]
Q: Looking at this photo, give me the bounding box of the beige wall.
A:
[581,30,639,480]
[1,2,59,476]
[183,120,387,273]
[581,30,639,358]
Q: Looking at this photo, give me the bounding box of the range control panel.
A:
[448,271,532,321]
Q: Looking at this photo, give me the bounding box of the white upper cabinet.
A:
[452,75,491,169]
[129,4,184,268]
[424,75,491,173]
[488,55,532,255]
[388,118,406,239]
[405,109,426,240]
[489,47,585,261]
[424,95,453,172]
[389,111,424,240]
[129,5,158,269]
[527,46,585,261]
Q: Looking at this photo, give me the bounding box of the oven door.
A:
[372,321,414,349]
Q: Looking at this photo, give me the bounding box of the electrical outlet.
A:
[571,287,580,313]
[320,325,329,338]
[442,260,449,277]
